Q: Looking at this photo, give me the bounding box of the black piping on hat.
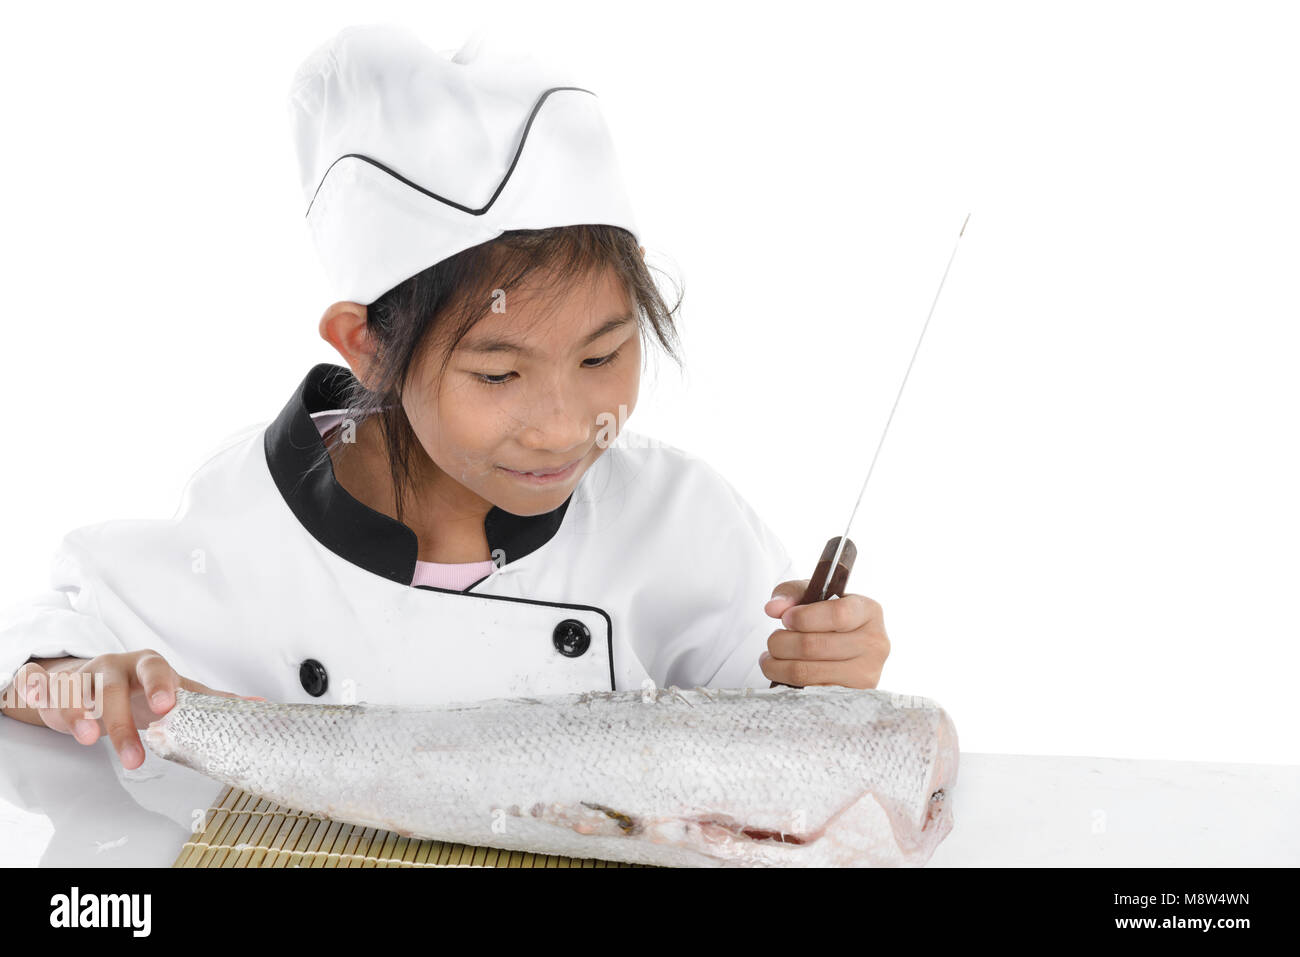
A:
[304,86,597,219]
[263,363,573,586]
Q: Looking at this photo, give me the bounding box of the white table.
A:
[1,716,1295,867]
[927,752,1298,866]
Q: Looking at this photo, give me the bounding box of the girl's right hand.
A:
[10,650,263,770]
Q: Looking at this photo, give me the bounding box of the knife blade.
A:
[771,212,971,688]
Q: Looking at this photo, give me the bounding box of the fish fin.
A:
[818,789,948,866]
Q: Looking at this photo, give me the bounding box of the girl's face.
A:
[403,263,642,519]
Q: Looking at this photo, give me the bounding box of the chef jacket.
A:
[0,363,794,707]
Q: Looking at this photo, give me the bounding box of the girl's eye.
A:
[582,347,622,370]
[473,348,622,387]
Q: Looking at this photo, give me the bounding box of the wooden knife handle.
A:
[769,535,857,689]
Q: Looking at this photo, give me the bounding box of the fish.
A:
[143,683,959,867]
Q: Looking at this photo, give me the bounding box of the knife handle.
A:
[770,535,858,689]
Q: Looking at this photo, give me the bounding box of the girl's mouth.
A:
[497,457,582,485]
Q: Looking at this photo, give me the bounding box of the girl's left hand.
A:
[760,582,890,689]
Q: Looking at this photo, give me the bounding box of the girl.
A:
[0,24,890,770]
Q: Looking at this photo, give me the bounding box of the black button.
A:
[552,619,591,658]
[299,659,329,697]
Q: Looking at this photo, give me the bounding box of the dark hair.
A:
[310,224,684,526]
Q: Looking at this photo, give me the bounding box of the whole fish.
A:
[144,684,959,867]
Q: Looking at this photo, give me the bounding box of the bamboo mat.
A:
[173,785,646,867]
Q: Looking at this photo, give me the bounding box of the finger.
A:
[12,660,49,710]
[781,593,880,635]
[759,652,883,690]
[765,580,811,619]
[12,662,73,733]
[135,651,180,714]
[45,666,111,739]
[99,673,146,770]
[764,596,797,619]
[766,627,867,662]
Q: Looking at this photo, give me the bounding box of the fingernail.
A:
[151,691,172,710]
[73,718,98,741]
[781,609,795,628]
[121,743,143,766]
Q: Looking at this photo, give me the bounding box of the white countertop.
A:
[2,715,1295,867]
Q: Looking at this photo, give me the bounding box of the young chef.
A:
[0,24,891,769]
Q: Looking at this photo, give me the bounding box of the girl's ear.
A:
[638,245,645,259]
[319,301,378,385]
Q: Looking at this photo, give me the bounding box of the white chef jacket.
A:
[0,363,794,707]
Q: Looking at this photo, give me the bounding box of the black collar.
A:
[263,363,573,586]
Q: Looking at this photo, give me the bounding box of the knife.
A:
[771,212,971,688]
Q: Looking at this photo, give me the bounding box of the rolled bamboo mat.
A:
[173,785,647,868]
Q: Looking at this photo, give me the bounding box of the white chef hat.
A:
[288,23,640,305]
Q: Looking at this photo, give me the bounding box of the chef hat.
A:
[288,23,640,305]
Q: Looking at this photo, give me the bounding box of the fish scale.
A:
[144,684,959,867]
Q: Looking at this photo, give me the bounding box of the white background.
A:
[1,1,1295,765]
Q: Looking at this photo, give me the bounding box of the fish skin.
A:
[144,684,959,867]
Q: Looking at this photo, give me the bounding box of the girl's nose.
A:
[517,417,591,454]
[514,391,593,451]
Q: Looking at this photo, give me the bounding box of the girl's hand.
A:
[10,651,264,770]
[761,581,891,689]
